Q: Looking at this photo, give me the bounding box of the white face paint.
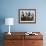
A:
[24,12,27,16]
[21,11,24,18]
[30,13,34,18]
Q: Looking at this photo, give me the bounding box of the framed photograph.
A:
[18,9,36,24]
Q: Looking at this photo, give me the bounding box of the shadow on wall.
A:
[0,16,5,46]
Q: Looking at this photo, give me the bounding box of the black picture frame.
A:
[18,9,36,24]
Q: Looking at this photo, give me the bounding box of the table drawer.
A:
[4,35,24,40]
[4,40,16,46]
[24,40,43,46]
[4,40,24,46]
[25,35,43,40]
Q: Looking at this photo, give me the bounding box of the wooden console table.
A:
[4,32,43,46]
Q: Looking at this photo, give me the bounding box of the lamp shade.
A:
[5,18,14,25]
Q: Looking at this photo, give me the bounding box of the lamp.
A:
[5,18,14,35]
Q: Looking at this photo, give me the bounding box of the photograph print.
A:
[18,9,36,23]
